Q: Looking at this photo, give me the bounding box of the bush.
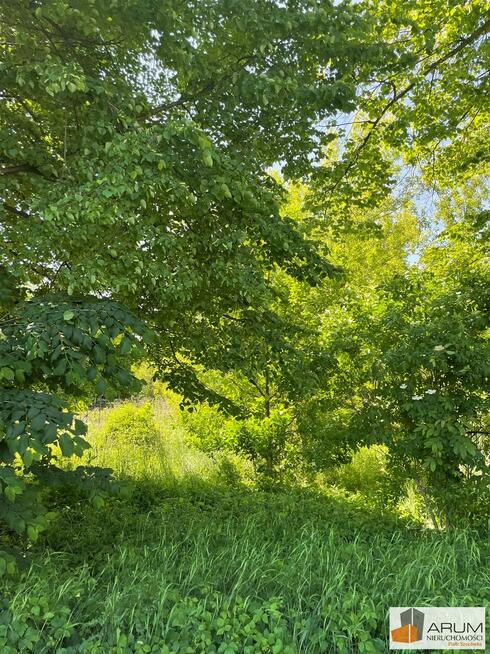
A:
[236,410,297,479]
[184,405,299,481]
[99,403,159,448]
[327,446,393,502]
[182,403,238,453]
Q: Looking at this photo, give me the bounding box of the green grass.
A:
[1,400,489,653]
[81,399,221,481]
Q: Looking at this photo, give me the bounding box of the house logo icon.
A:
[391,608,425,643]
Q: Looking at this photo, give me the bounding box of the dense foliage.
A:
[0,0,489,575]
[0,0,382,548]
[0,285,149,561]
[0,0,377,402]
[1,400,488,653]
[332,209,490,526]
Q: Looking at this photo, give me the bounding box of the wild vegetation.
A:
[0,0,489,651]
[0,398,488,653]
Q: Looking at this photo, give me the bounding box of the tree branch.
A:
[328,17,490,194]
[0,164,41,175]
[2,203,31,219]
[147,54,259,119]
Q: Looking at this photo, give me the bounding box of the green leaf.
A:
[27,525,38,542]
[95,379,106,395]
[31,414,45,431]
[202,151,213,168]
[0,367,15,382]
[22,450,33,468]
[59,433,74,457]
[119,335,132,355]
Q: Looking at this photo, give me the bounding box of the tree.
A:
[0,0,392,398]
[0,272,150,561]
[310,2,490,224]
[329,201,489,527]
[182,182,421,480]
[304,2,490,521]
[1,0,488,539]
[0,0,388,552]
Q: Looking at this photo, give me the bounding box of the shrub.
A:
[236,410,297,479]
[0,292,149,571]
[99,403,159,448]
[182,403,238,453]
[184,404,298,481]
[327,446,394,504]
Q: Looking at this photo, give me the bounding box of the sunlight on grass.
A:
[1,400,488,653]
[82,398,216,483]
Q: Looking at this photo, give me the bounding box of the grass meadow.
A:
[1,399,489,653]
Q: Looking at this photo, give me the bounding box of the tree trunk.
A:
[414,473,440,530]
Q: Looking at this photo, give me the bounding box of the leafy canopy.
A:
[0,0,386,555]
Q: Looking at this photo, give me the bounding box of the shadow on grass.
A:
[7,472,488,654]
[38,469,418,567]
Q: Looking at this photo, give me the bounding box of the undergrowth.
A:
[0,399,488,653]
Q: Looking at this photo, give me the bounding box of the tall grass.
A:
[82,398,215,481]
[1,399,488,653]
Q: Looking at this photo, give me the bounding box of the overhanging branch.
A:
[328,17,490,194]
